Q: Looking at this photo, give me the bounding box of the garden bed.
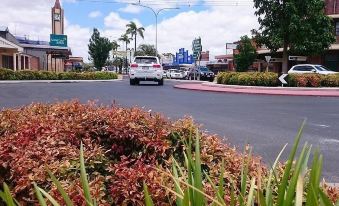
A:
[0,68,118,81]
[0,101,338,205]
[216,72,339,87]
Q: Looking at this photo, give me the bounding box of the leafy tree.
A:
[113,57,124,73]
[252,0,335,73]
[234,35,257,72]
[88,28,112,69]
[134,44,157,57]
[126,21,145,52]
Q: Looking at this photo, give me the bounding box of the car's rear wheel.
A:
[158,79,164,86]
[130,79,135,85]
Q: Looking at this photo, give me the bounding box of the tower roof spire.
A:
[54,0,61,9]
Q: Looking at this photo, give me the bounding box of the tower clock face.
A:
[54,13,61,21]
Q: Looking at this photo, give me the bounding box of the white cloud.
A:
[88,11,102,18]
[139,4,258,58]
[0,0,259,61]
[118,4,143,14]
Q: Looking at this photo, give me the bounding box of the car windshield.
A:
[171,70,180,73]
[134,57,158,64]
[199,67,208,71]
[315,65,330,71]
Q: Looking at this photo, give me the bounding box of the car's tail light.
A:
[130,64,138,68]
[153,64,161,68]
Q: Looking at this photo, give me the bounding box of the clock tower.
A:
[52,0,64,35]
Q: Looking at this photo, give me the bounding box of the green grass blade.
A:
[3,183,16,206]
[246,178,256,206]
[204,171,225,206]
[33,183,48,206]
[194,131,205,206]
[47,169,74,206]
[38,187,61,206]
[218,159,225,201]
[240,145,252,206]
[266,144,287,206]
[277,120,306,206]
[80,142,93,206]
[183,189,190,206]
[257,190,267,206]
[143,182,154,206]
[284,143,311,206]
[172,162,183,206]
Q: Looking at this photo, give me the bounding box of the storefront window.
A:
[336,22,339,35]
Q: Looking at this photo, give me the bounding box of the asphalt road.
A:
[1,79,338,182]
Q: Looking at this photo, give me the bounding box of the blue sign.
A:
[173,48,194,65]
[50,34,67,47]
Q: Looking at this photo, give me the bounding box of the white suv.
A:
[129,56,164,85]
[288,64,338,75]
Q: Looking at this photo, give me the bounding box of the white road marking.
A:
[320,138,339,144]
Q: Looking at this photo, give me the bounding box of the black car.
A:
[187,67,215,81]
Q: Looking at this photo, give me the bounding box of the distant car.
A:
[168,69,185,79]
[288,64,338,75]
[129,56,164,85]
[188,67,215,81]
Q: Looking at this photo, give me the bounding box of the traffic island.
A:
[174,82,339,97]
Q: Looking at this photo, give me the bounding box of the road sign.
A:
[112,50,127,57]
[279,74,288,85]
[50,34,67,47]
[265,56,271,63]
[289,56,307,61]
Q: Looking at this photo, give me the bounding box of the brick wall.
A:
[30,56,40,70]
[325,0,339,15]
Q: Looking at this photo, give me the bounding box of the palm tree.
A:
[118,33,133,72]
[118,33,132,52]
[126,21,145,52]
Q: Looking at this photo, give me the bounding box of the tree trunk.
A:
[282,41,289,74]
[135,35,137,53]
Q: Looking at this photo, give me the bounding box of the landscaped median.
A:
[0,101,338,205]
[0,68,118,81]
[216,72,339,87]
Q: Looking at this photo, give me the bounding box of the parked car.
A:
[187,67,215,81]
[129,56,164,85]
[168,69,185,79]
[288,64,338,75]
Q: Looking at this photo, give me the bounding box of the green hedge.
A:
[216,72,279,86]
[0,68,118,80]
[217,72,339,87]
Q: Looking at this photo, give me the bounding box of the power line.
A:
[74,0,253,7]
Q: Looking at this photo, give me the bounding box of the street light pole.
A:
[132,3,179,56]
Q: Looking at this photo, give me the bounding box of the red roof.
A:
[54,0,61,9]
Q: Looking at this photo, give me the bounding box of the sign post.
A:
[265,56,271,72]
[279,74,288,87]
[192,37,202,80]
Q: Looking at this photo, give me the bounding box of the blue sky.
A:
[0,0,257,59]
[64,1,206,29]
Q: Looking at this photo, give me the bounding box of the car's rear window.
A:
[134,57,158,64]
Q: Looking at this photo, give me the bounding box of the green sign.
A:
[50,34,67,47]
[192,37,202,60]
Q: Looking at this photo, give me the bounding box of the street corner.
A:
[174,82,339,97]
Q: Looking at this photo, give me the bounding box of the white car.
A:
[288,64,338,75]
[168,69,185,79]
[129,56,164,85]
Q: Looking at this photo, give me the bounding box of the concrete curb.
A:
[0,79,123,84]
[165,79,207,83]
[202,82,339,91]
[174,83,339,97]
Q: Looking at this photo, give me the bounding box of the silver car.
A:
[288,64,338,75]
